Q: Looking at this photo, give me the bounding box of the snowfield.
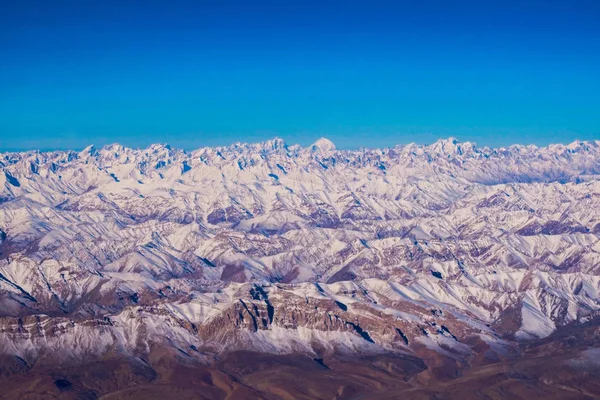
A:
[1,137,600,363]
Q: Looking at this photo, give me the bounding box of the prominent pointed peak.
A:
[565,139,590,152]
[433,137,459,146]
[147,143,172,153]
[429,137,475,155]
[311,137,336,152]
[102,143,124,151]
[81,144,98,155]
[263,137,286,150]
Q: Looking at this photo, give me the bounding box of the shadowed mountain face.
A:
[1,138,600,398]
[2,322,600,400]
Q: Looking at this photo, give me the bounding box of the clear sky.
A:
[1,0,599,151]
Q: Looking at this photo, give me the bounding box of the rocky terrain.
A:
[1,137,600,398]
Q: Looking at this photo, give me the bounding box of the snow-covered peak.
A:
[2,135,600,377]
[428,137,475,156]
[263,137,287,150]
[80,144,98,157]
[311,137,336,152]
[147,143,172,153]
[102,143,125,152]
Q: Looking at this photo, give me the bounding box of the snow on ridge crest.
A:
[2,136,600,160]
[2,136,600,361]
[2,136,600,187]
[311,137,336,152]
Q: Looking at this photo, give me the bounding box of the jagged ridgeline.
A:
[1,138,600,397]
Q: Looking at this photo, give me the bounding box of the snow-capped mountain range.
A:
[2,137,600,369]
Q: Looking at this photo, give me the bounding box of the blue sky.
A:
[1,0,599,150]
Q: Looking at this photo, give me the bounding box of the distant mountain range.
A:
[2,138,600,399]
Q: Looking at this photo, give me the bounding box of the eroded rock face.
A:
[1,138,600,396]
[2,322,600,400]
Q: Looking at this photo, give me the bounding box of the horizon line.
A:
[2,135,600,154]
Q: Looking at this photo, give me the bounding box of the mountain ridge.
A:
[1,137,600,398]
